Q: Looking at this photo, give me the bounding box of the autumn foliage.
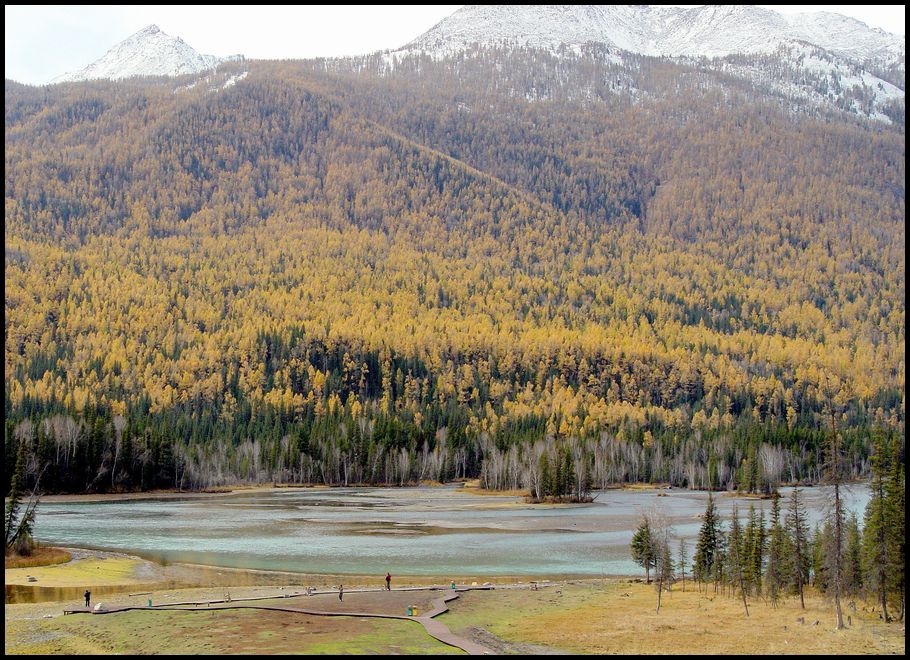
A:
[4,50,904,493]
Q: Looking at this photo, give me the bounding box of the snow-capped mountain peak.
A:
[52,24,242,84]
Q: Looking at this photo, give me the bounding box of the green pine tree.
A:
[4,441,27,552]
[631,515,656,584]
[728,506,750,616]
[787,486,810,608]
[844,510,863,597]
[765,491,786,605]
[884,434,905,621]
[693,493,721,591]
[751,506,766,596]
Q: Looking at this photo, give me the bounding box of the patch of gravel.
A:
[58,547,141,562]
[466,626,569,655]
[13,629,67,646]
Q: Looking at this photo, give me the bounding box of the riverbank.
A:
[6,546,549,601]
[36,483,337,504]
[35,478,811,504]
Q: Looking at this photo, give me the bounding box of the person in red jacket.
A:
[385,572,392,591]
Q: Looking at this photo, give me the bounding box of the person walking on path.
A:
[84,590,91,608]
[338,584,344,602]
[385,572,392,591]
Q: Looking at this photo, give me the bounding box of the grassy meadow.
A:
[6,555,904,656]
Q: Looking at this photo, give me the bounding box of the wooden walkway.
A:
[64,585,495,655]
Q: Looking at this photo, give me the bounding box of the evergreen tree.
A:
[553,449,565,497]
[884,435,905,621]
[787,486,810,608]
[728,506,750,616]
[751,506,766,596]
[560,445,575,498]
[843,510,863,597]
[765,490,786,605]
[655,529,675,613]
[539,452,552,499]
[693,493,721,591]
[743,504,765,595]
[4,441,27,552]
[823,402,846,630]
[713,536,728,596]
[863,431,891,620]
[678,537,689,592]
[631,515,656,584]
[4,439,42,555]
[749,447,761,494]
[811,522,829,593]
[743,503,756,585]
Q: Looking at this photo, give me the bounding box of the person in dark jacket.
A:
[84,590,91,607]
[385,572,391,591]
[338,584,344,602]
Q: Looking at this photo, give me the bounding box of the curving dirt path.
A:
[63,585,495,655]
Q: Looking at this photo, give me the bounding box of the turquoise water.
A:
[33,484,870,577]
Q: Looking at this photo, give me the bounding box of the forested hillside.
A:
[4,50,905,494]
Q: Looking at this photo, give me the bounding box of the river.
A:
[31,484,870,577]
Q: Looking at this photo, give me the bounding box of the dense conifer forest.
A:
[4,49,904,494]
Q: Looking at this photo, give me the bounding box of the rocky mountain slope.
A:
[396,5,904,124]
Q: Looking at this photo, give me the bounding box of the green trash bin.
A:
[407,606,413,616]
[450,581,456,589]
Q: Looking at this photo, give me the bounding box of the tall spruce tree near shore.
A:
[863,432,892,620]
[728,506,750,616]
[844,511,863,597]
[4,440,44,555]
[4,441,27,552]
[824,400,846,630]
[765,491,785,605]
[787,487,810,608]
[885,436,904,621]
[693,493,721,591]
[631,514,656,584]
[743,504,765,596]
[812,522,830,592]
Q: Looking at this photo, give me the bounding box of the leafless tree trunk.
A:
[759,442,786,493]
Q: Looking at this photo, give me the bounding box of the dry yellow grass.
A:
[444,581,905,655]
[6,575,903,655]
[5,547,72,569]
[5,557,143,587]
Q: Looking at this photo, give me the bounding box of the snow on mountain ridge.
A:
[403,5,904,68]
[396,5,903,124]
[784,12,904,68]
[52,24,243,84]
